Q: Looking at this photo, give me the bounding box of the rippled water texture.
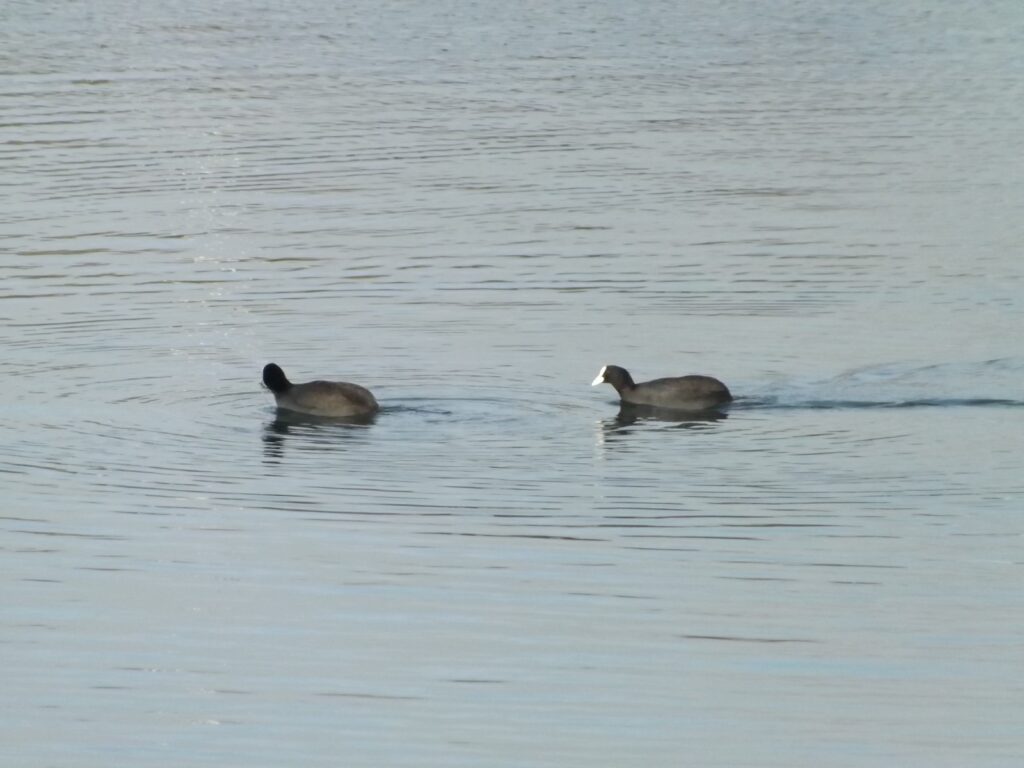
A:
[3,1,1023,766]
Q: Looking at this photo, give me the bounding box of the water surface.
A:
[3,1,1023,766]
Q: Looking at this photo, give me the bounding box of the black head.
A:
[591,364,634,393]
[262,363,291,394]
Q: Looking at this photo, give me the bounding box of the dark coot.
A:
[262,363,379,418]
[591,364,732,411]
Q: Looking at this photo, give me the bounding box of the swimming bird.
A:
[262,363,379,418]
[591,364,732,411]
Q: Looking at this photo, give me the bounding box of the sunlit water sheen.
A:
[3,1,1024,766]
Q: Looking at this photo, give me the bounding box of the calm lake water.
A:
[3,1,1023,765]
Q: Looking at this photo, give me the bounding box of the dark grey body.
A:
[593,364,731,412]
[262,363,378,418]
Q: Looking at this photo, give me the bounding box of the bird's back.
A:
[623,374,732,410]
[276,380,379,417]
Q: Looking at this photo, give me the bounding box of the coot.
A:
[262,363,379,418]
[591,364,731,411]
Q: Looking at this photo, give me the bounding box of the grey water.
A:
[3,1,1024,765]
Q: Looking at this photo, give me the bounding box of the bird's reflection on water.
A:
[598,404,729,443]
[262,409,376,461]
